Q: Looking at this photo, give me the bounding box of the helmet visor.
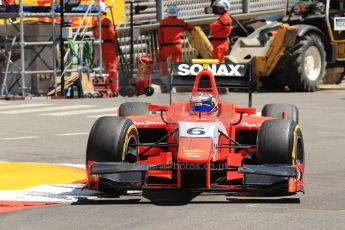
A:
[191,102,213,112]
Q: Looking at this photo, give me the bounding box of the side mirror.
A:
[148,104,169,112]
[235,107,257,115]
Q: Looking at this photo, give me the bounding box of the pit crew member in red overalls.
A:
[92,2,118,83]
[209,0,232,63]
[158,5,193,89]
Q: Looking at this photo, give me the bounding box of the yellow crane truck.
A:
[226,0,345,91]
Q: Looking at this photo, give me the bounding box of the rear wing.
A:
[170,59,255,107]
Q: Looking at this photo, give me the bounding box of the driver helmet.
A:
[167,5,179,17]
[190,92,218,113]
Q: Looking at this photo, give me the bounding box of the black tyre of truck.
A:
[257,119,304,166]
[262,103,299,124]
[260,75,286,90]
[86,116,139,164]
[286,34,326,92]
[118,102,150,117]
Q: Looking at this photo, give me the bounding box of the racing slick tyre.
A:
[86,117,139,192]
[261,104,299,124]
[257,119,304,165]
[256,119,304,195]
[86,117,139,163]
[285,34,326,92]
[118,102,150,117]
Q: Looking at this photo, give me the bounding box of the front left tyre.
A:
[86,117,139,191]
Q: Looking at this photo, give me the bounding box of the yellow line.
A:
[0,162,86,190]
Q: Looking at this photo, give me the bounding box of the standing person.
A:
[92,1,119,91]
[158,5,193,90]
[209,0,232,63]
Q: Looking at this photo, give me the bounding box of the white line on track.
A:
[41,108,117,116]
[0,184,101,203]
[55,163,85,168]
[0,136,39,140]
[87,113,117,118]
[56,132,89,136]
[0,103,52,110]
[0,105,94,114]
[319,131,332,134]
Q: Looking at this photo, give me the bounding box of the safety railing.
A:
[116,3,286,74]
[123,0,286,25]
[248,0,286,12]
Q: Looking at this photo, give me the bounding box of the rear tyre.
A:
[118,102,150,117]
[286,34,326,92]
[86,117,139,191]
[261,104,299,124]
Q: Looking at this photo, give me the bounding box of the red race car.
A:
[86,59,305,200]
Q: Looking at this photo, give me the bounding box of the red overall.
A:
[158,16,193,75]
[92,15,119,73]
[3,0,15,4]
[209,12,232,63]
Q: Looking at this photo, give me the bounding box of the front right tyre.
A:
[257,119,304,165]
[256,119,305,195]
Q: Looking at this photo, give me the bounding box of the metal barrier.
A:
[248,0,286,12]
[123,0,286,24]
[116,6,286,74]
[116,29,197,73]
[163,0,229,19]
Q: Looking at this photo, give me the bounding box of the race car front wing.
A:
[89,162,304,194]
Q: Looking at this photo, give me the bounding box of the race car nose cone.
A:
[177,138,213,163]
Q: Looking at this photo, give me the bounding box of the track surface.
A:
[1,89,345,230]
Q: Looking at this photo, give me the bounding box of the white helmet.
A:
[213,0,230,12]
[167,5,179,17]
[99,1,108,14]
